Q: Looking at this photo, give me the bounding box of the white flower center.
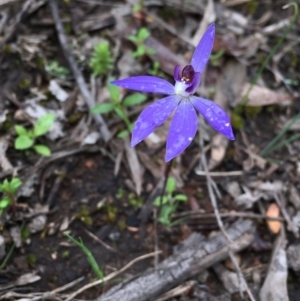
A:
[174,81,191,97]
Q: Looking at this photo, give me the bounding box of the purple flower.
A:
[111,23,234,162]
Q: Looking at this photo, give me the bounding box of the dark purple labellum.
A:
[181,65,195,83]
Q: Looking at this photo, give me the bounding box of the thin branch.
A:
[64,251,161,301]
[48,0,111,142]
[198,120,256,301]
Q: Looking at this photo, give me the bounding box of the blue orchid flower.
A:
[111,23,234,162]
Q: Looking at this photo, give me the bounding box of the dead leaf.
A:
[235,83,291,107]
[16,272,41,285]
[49,80,69,102]
[0,137,13,171]
[81,132,100,145]
[208,134,229,170]
[215,59,246,109]
[289,185,300,210]
[266,203,281,234]
[124,136,142,195]
[260,233,288,301]
[287,243,300,272]
[137,150,162,180]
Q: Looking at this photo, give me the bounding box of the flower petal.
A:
[190,96,235,140]
[190,23,215,73]
[173,65,181,82]
[131,95,181,147]
[165,99,198,162]
[111,76,175,95]
[185,72,201,94]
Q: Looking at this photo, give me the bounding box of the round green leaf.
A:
[33,113,55,137]
[33,144,51,156]
[10,178,22,193]
[15,125,28,136]
[0,197,11,209]
[15,135,34,150]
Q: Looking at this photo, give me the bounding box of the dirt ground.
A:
[0,0,300,301]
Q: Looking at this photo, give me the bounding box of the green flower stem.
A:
[116,103,132,133]
[261,132,300,157]
[260,111,300,157]
[64,233,104,280]
[0,243,15,270]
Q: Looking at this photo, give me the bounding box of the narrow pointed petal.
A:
[165,100,198,162]
[190,96,235,140]
[190,23,215,73]
[111,76,175,95]
[131,95,181,147]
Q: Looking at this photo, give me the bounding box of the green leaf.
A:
[33,144,51,156]
[158,205,174,226]
[174,194,188,202]
[132,45,146,58]
[117,130,130,138]
[0,184,3,193]
[15,135,34,150]
[2,179,10,192]
[145,47,156,55]
[15,125,28,136]
[114,107,127,122]
[0,197,11,209]
[166,177,176,195]
[33,113,55,137]
[137,28,150,42]
[128,35,139,43]
[123,93,147,107]
[154,196,168,206]
[91,103,115,114]
[107,80,120,103]
[10,178,22,193]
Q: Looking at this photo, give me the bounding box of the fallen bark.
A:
[95,219,255,301]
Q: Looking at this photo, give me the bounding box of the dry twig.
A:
[199,118,257,301]
[48,0,111,142]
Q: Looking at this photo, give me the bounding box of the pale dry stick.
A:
[83,228,118,253]
[195,170,243,177]
[48,0,111,142]
[64,251,161,301]
[174,211,284,222]
[198,123,256,301]
[0,276,84,300]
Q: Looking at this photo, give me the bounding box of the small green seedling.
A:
[154,177,187,227]
[148,61,165,77]
[64,232,104,280]
[14,113,55,156]
[89,41,113,77]
[128,193,144,208]
[92,79,147,138]
[0,177,22,215]
[128,27,156,58]
[46,61,70,79]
